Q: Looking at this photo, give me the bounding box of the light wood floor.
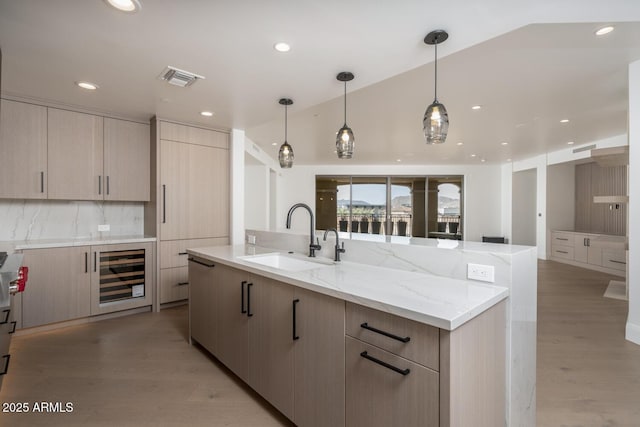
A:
[1,260,638,426]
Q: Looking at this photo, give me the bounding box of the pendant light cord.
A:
[284,103,288,142]
[343,81,347,126]
[434,38,438,102]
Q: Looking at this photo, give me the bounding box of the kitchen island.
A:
[187,243,510,427]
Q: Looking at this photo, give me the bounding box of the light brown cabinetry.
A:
[550,230,626,276]
[47,108,104,200]
[21,247,91,328]
[188,262,345,426]
[103,118,150,201]
[151,119,230,305]
[0,99,47,199]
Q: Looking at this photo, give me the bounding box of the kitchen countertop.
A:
[187,244,509,331]
[1,235,157,251]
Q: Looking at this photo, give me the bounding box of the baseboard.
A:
[626,322,640,346]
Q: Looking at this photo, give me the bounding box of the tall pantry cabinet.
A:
[146,119,230,307]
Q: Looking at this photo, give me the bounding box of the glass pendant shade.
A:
[423,101,449,144]
[336,125,354,159]
[278,141,294,168]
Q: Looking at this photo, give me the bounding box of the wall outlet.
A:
[247,235,256,245]
[98,224,110,232]
[467,263,495,283]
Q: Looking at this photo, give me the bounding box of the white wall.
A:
[546,162,576,255]
[501,163,513,242]
[230,129,245,245]
[512,169,537,246]
[244,159,269,230]
[277,164,503,242]
[627,60,640,346]
[513,155,547,257]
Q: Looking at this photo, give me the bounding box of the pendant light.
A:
[278,98,294,168]
[336,72,355,159]
[423,30,449,145]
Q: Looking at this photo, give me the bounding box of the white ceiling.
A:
[1,1,639,165]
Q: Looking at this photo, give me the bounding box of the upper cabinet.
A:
[0,100,150,202]
[0,99,48,199]
[104,118,150,201]
[47,108,104,200]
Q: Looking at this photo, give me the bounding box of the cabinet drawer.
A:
[160,266,189,304]
[551,244,574,260]
[160,238,227,269]
[345,336,439,427]
[550,232,574,246]
[346,302,439,371]
[601,250,627,271]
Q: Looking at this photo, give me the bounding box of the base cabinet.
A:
[550,230,626,276]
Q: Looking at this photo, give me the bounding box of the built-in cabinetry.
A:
[148,119,230,306]
[20,242,154,329]
[188,259,345,427]
[550,230,626,276]
[0,99,150,201]
[189,258,505,427]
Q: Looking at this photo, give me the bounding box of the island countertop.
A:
[187,244,509,331]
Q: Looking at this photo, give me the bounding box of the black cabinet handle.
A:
[609,259,626,265]
[360,351,410,376]
[85,252,88,273]
[247,283,253,317]
[94,252,97,272]
[360,322,410,343]
[106,176,110,195]
[292,299,300,341]
[98,175,102,195]
[9,321,17,334]
[557,250,569,254]
[0,354,10,376]
[162,184,166,223]
[0,309,10,325]
[557,237,569,241]
[188,258,215,268]
[177,282,189,286]
[241,281,247,314]
[178,252,188,256]
[40,171,44,193]
[583,238,587,246]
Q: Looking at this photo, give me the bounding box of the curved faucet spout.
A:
[286,203,321,257]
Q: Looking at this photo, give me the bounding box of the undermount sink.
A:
[239,253,331,272]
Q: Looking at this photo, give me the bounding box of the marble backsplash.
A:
[0,200,144,241]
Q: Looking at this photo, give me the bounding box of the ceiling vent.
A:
[158,66,205,87]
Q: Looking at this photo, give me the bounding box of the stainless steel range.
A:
[0,251,27,391]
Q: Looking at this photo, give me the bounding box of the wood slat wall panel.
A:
[574,163,626,235]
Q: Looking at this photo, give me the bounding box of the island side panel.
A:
[440,300,507,427]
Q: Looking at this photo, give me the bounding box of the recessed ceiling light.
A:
[104,0,141,12]
[471,105,482,110]
[506,158,512,162]
[481,159,486,163]
[200,111,214,117]
[501,142,509,146]
[456,142,464,146]
[274,42,291,52]
[76,81,98,90]
[470,154,477,157]
[595,26,614,36]
[567,141,575,145]
[396,159,402,162]
[560,119,570,123]
[272,142,278,146]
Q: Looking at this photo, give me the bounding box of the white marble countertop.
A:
[2,235,157,250]
[187,244,509,331]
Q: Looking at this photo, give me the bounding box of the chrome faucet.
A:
[286,203,322,257]
[323,228,345,262]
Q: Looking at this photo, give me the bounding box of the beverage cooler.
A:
[0,252,27,391]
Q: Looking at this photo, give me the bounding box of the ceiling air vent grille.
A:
[158,66,205,87]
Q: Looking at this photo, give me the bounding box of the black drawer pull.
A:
[247,283,253,317]
[188,258,215,268]
[178,252,188,256]
[360,322,410,343]
[0,354,10,376]
[177,282,189,286]
[293,299,300,341]
[0,309,9,325]
[360,351,410,376]
[609,259,626,265]
[556,250,569,254]
[9,321,17,334]
[556,237,569,241]
[241,281,247,314]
